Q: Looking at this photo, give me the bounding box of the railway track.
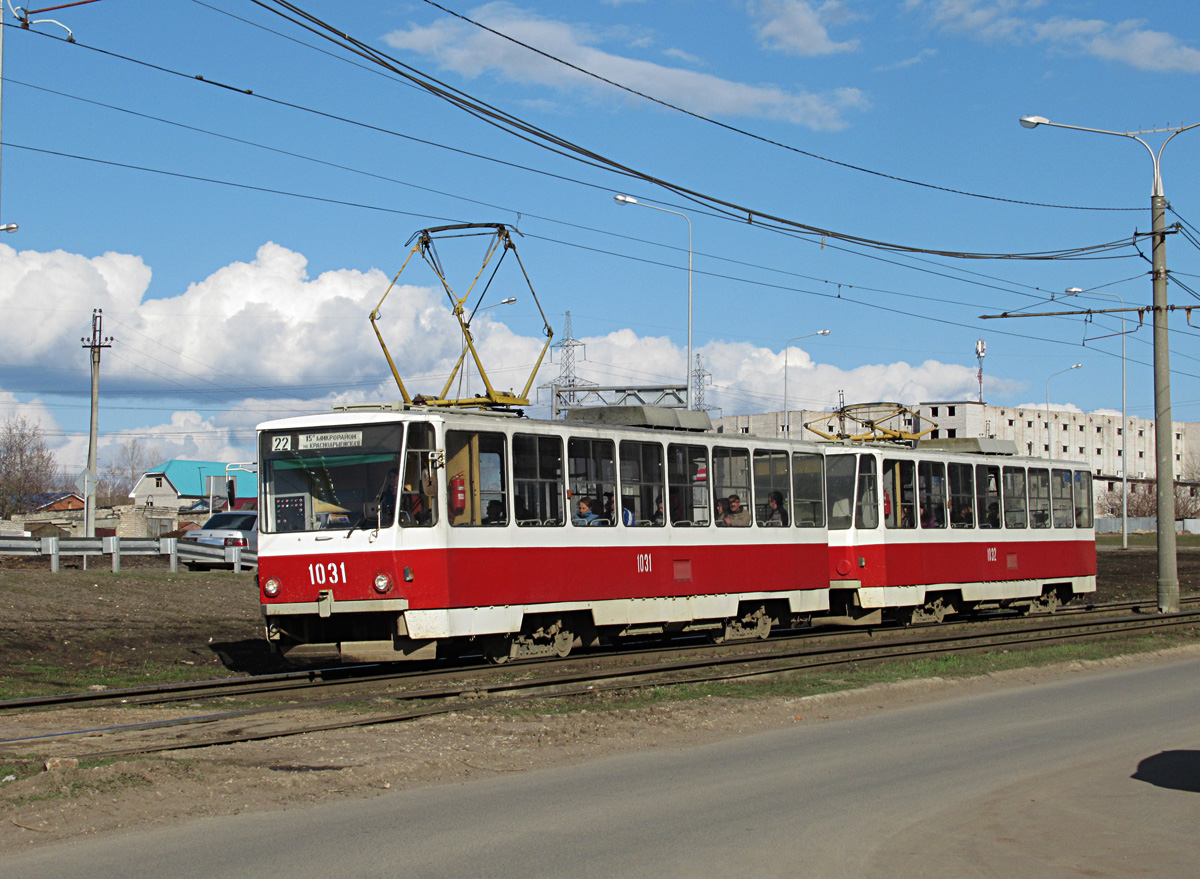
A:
[3,593,1193,714]
[2,599,1197,761]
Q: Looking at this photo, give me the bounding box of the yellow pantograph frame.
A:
[369,224,554,410]
[804,402,937,443]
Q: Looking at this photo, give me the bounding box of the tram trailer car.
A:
[255,406,1096,664]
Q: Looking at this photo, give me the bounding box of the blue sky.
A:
[3,0,1200,471]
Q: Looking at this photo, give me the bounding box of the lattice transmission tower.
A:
[540,311,596,412]
[691,354,718,413]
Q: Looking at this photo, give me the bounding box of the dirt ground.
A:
[0,550,1196,855]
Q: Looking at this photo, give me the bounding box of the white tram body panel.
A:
[255,407,1095,661]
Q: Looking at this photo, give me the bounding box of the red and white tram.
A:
[255,405,1096,664]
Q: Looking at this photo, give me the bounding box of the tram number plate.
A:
[636,553,653,574]
[308,561,348,586]
[985,547,998,563]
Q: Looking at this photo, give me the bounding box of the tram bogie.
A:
[256,405,1097,664]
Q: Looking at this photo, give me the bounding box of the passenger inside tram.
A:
[573,497,600,526]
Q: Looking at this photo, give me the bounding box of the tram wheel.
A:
[552,629,574,658]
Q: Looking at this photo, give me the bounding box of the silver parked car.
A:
[183,511,258,570]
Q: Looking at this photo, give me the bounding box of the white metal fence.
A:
[0,536,256,573]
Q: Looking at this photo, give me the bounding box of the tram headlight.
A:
[373,572,394,594]
[263,577,281,597]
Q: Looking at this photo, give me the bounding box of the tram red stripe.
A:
[261,537,1094,609]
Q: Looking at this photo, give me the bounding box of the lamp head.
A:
[0,223,17,234]
[500,297,517,305]
[817,329,831,336]
[1064,287,1083,295]
[1071,363,1083,370]
[613,194,638,206]
[1019,115,1049,129]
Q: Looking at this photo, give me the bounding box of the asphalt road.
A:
[9,658,1199,879]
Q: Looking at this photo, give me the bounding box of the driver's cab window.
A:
[400,422,438,527]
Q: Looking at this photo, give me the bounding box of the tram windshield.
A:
[259,423,405,533]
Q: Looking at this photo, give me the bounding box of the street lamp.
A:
[0,224,16,234]
[783,330,831,436]
[468,296,516,326]
[1020,114,1195,613]
[1066,286,1129,550]
[614,194,693,409]
[1045,363,1082,459]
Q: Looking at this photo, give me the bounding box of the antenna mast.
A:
[975,339,986,403]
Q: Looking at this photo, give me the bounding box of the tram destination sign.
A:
[298,431,363,451]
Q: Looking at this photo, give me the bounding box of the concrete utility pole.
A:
[1020,114,1198,614]
[81,309,112,537]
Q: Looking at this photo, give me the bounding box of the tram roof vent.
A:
[563,405,713,432]
[915,437,1017,455]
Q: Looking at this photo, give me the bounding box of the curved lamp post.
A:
[1020,114,1194,612]
[614,194,693,409]
[1045,363,1082,458]
[783,330,831,436]
[462,297,515,397]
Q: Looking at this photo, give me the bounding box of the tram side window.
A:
[400,422,438,527]
[918,461,947,528]
[856,454,879,529]
[753,450,790,526]
[1003,467,1028,529]
[792,452,825,527]
[446,430,508,527]
[667,443,710,526]
[1074,470,1094,528]
[513,434,565,527]
[976,464,1001,528]
[826,454,857,530]
[1028,468,1051,528]
[948,463,975,528]
[713,446,752,526]
[620,441,665,526]
[1051,468,1074,528]
[568,437,616,526]
[883,459,916,529]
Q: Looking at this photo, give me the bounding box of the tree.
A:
[99,437,162,507]
[1095,457,1200,521]
[0,415,59,518]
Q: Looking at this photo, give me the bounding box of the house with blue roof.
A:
[130,460,258,511]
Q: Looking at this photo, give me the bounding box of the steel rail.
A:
[3,594,1196,714]
[3,607,1196,761]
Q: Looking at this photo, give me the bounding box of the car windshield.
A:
[201,512,257,530]
[259,423,405,533]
